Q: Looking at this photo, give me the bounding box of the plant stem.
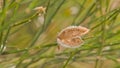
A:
[95,0,106,67]
[63,52,75,68]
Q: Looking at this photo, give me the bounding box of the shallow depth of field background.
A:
[0,0,120,68]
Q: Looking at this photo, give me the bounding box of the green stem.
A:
[0,27,11,54]
[0,0,6,54]
[63,52,75,68]
[77,2,96,25]
[95,0,106,67]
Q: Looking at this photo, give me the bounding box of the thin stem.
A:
[63,52,75,68]
[95,0,106,67]
[77,2,96,25]
[16,0,66,67]
[0,0,6,54]
[0,27,11,54]
[71,0,86,25]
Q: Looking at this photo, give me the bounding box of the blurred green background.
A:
[0,0,120,68]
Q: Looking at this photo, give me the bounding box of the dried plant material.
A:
[37,15,44,24]
[34,6,46,15]
[57,26,89,48]
[34,6,46,27]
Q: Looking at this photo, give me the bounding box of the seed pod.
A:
[57,26,89,48]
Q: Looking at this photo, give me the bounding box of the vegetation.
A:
[0,0,120,68]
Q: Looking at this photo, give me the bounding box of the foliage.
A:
[0,0,120,68]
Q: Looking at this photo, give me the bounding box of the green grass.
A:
[0,0,120,68]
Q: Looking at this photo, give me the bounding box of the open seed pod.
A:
[57,26,89,48]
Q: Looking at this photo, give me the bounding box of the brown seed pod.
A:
[57,26,89,48]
